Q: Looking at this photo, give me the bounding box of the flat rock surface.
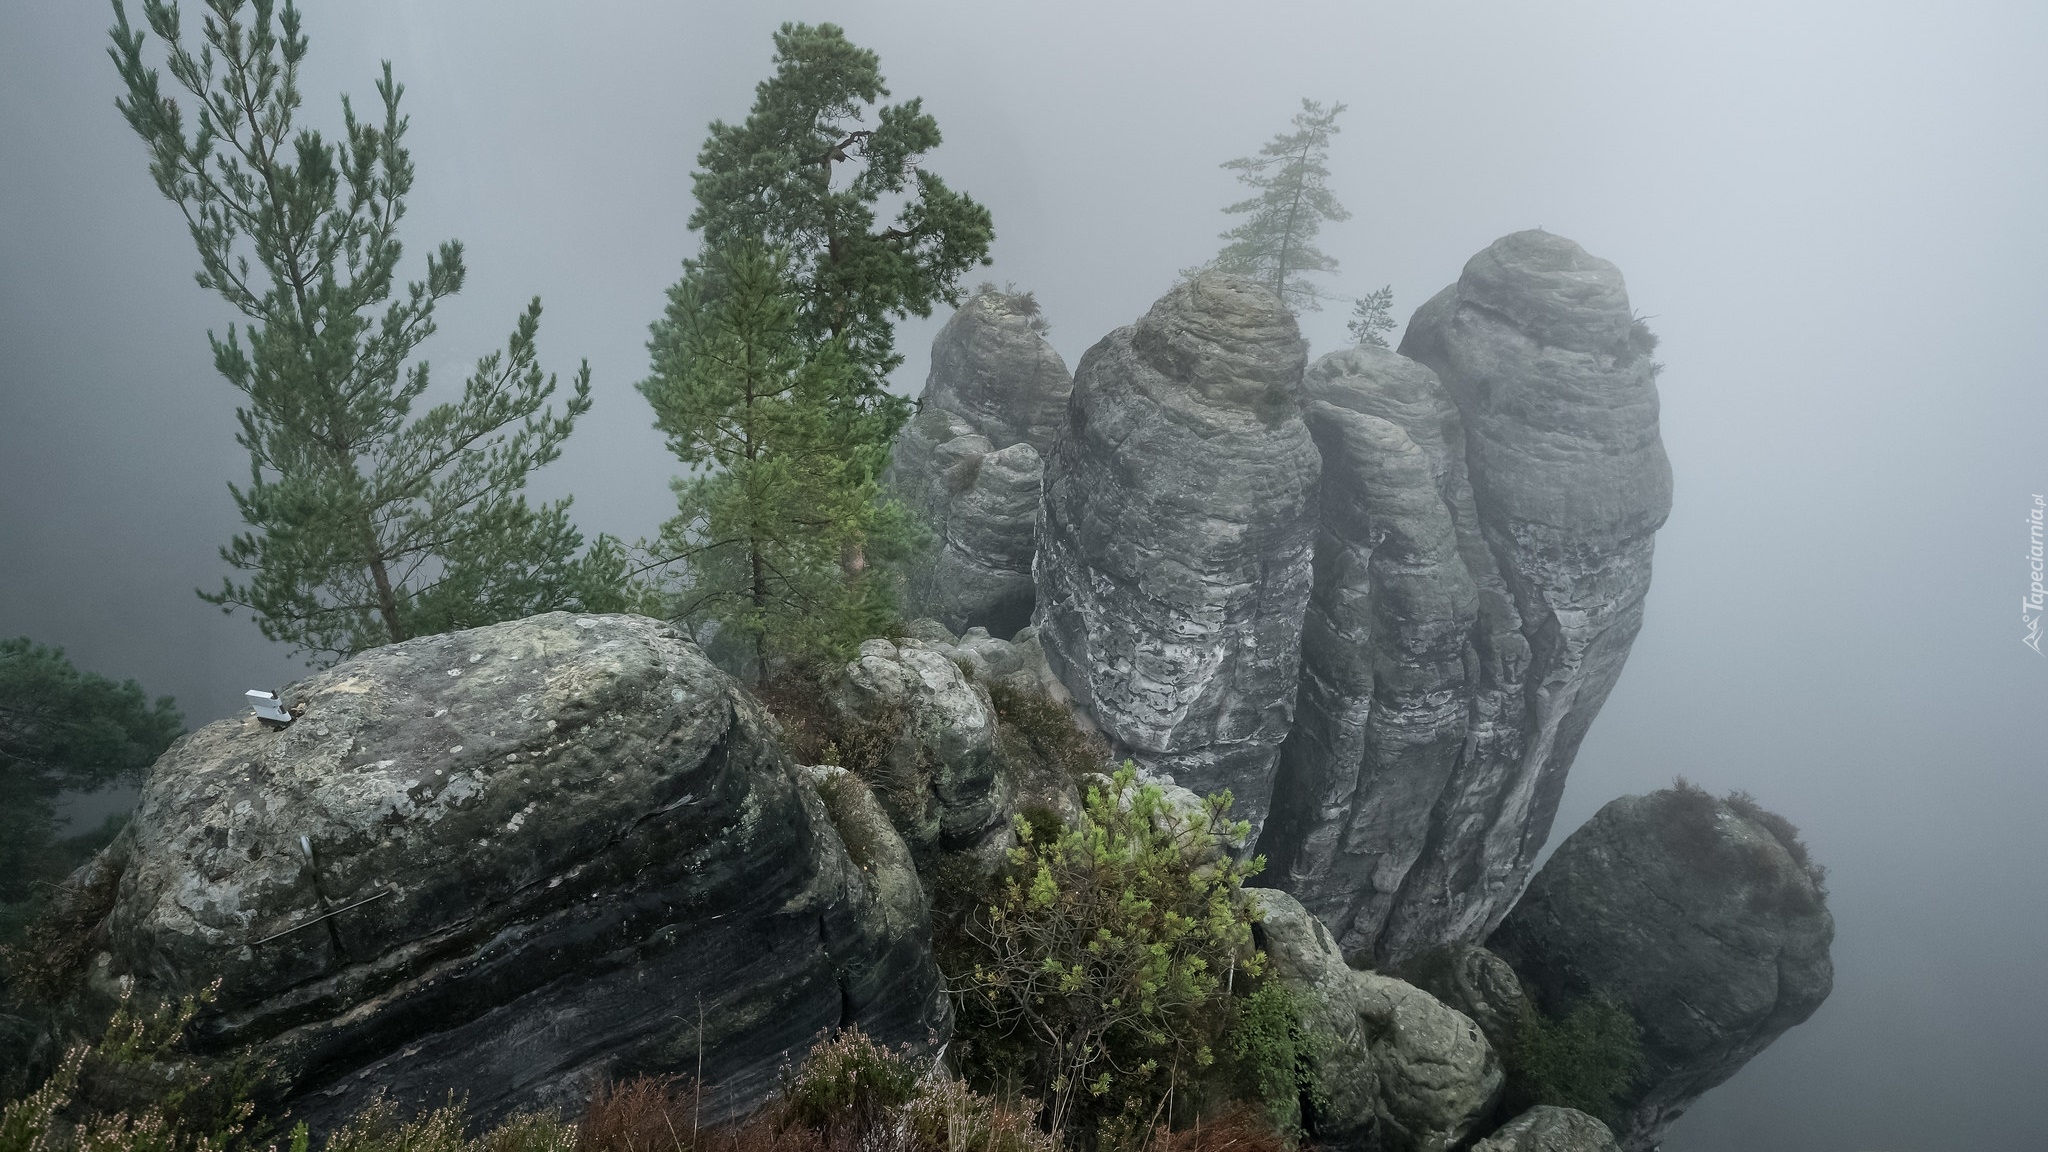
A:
[69,613,943,1129]
[1034,275,1320,837]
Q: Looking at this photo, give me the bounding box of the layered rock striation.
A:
[1488,787,1834,1152]
[57,614,944,1130]
[890,289,1073,638]
[1261,230,1670,964]
[1034,274,1321,837]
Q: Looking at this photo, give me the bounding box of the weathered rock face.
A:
[828,636,1009,854]
[1397,943,1533,1055]
[66,614,943,1130]
[1488,788,1834,1152]
[1258,345,1523,963]
[1034,275,1321,837]
[920,288,1074,458]
[1256,890,1502,1152]
[890,290,1073,639]
[1472,1107,1621,1152]
[890,410,1043,640]
[1262,230,1669,965]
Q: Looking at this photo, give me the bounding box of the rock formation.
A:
[1397,942,1534,1055]
[1488,787,1834,1151]
[1261,230,1671,964]
[827,636,1009,853]
[920,287,1072,457]
[890,288,1073,638]
[54,614,944,1130]
[1471,1107,1621,1152]
[1256,890,1502,1152]
[890,410,1043,639]
[1034,275,1321,837]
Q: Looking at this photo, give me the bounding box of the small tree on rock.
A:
[1347,285,1396,348]
[1201,99,1350,312]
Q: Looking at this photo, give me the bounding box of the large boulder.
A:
[1488,787,1834,1151]
[56,614,944,1130]
[1275,229,1669,963]
[1472,1107,1621,1152]
[890,288,1073,638]
[1256,890,1502,1152]
[1034,275,1321,838]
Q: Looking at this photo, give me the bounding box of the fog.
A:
[3,2,2043,1147]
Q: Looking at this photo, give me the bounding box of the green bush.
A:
[1501,993,1643,1124]
[982,684,1109,788]
[945,764,1270,1141]
[1218,980,1326,1137]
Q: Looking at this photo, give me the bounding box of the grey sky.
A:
[3,2,2044,1147]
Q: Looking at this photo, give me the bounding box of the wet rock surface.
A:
[1034,275,1320,838]
[1472,1107,1621,1152]
[1488,788,1833,1151]
[62,613,943,1130]
[1256,889,1502,1152]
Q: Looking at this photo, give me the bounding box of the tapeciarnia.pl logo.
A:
[2027,494,2045,655]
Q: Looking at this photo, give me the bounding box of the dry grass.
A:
[1141,1106,1290,1152]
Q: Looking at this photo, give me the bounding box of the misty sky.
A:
[3,2,2045,1148]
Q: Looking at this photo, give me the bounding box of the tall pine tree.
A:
[108,0,630,663]
[640,23,991,673]
[1204,99,1350,312]
[639,245,910,679]
[688,21,995,448]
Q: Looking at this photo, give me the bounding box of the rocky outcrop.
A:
[1488,787,1833,1151]
[1472,1107,1621,1152]
[59,613,943,1130]
[920,287,1073,458]
[1261,230,1670,965]
[1397,942,1533,1055]
[1256,889,1502,1152]
[890,410,1042,640]
[1258,344,1521,964]
[827,636,1009,854]
[890,289,1073,639]
[1034,275,1321,838]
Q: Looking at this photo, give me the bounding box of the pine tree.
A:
[1204,99,1351,312]
[108,0,631,664]
[688,21,996,436]
[639,245,914,679]
[1348,285,1397,348]
[638,23,991,673]
[0,639,182,934]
